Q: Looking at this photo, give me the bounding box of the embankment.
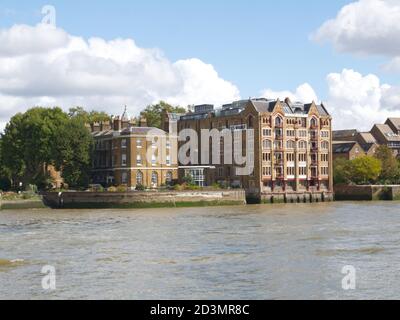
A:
[334,185,400,201]
[42,189,247,209]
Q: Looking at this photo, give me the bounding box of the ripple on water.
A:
[315,247,385,257]
[0,259,26,270]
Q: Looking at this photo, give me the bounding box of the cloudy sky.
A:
[0,0,400,131]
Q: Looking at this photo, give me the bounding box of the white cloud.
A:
[261,83,319,103]
[262,69,400,130]
[0,24,240,131]
[312,0,400,56]
[312,0,400,72]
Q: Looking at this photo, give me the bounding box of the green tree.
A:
[68,107,110,124]
[141,101,186,128]
[349,156,382,185]
[1,107,95,190]
[374,145,399,183]
[333,157,352,185]
[54,117,93,188]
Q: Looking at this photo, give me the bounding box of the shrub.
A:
[116,185,128,192]
[107,186,117,192]
[135,184,145,191]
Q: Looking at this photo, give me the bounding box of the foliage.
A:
[374,145,399,183]
[68,107,110,124]
[135,184,146,191]
[350,156,382,184]
[0,107,94,191]
[334,156,382,185]
[116,185,128,192]
[141,101,186,128]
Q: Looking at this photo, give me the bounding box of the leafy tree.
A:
[141,101,186,128]
[349,156,382,185]
[374,145,399,183]
[54,117,94,188]
[1,107,94,190]
[68,107,110,124]
[333,157,352,185]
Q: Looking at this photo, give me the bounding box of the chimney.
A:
[93,122,101,132]
[101,120,111,131]
[113,116,121,131]
[130,117,137,127]
[140,115,147,127]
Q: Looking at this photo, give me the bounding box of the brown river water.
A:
[1,202,400,300]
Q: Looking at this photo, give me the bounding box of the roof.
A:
[333,129,358,140]
[359,143,376,153]
[332,141,358,153]
[386,118,400,131]
[373,124,400,141]
[121,127,166,135]
[357,132,377,144]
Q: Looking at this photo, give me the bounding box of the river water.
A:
[1,202,399,300]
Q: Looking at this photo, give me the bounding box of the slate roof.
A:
[333,130,358,140]
[332,142,358,153]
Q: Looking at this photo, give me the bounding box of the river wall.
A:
[334,185,400,201]
[260,192,334,204]
[42,190,247,209]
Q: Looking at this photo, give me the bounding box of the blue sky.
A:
[0,0,393,99]
[0,0,399,130]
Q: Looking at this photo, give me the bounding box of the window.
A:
[152,154,157,166]
[310,117,318,128]
[166,140,171,149]
[275,116,283,127]
[263,152,271,162]
[121,172,128,184]
[299,167,307,176]
[137,139,142,148]
[321,131,329,138]
[286,130,295,137]
[275,128,283,139]
[298,130,307,138]
[274,141,283,150]
[166,155,171,166]
[263,139,272,150]
[136,171,143,185]
[286,140,296,149]
[121,154,127,167]
[321,154,329,162]
[298,141,307,149]
[263,128,272,136]
[121,139,127,149]
[287,167,295,176]
[321,167,329,176]
[262,166,272,176]
[299,153,307,162]
[136,155,142,166]
[286,153,295,162]
[321,141,329,150]
[151,172,158,187]
[166,171,173,184]
[218,167,224,177]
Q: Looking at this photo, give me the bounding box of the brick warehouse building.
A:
[163,98,334,202]
[91,108,178,189]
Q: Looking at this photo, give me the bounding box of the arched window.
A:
[275,116,283,127]
[286,140,296,149]
[136,171,143,185]
[321,141,329,150]
[121,172,128,184]
[298,140,307,149]
[151,171,158,187]
[166,171,173,184]
[263,139,272,149]
[310,117,318,128]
